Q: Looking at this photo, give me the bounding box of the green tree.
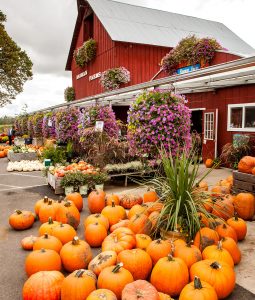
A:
[0,10,33,107]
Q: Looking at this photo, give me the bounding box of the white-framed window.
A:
[204,112,214,140]
[227,103,255,132]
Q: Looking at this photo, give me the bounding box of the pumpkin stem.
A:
[95,214,100,218]
[44,233,49,239]
[40,248,46,253]
[155,239,162,244]
[72,236,80,245]
[187,240,193,247]
[222,223,227,229]
[112,263,123,273]
[217,240,223,250]
[48,217,53,224]
[167,254,174,261]
[111,201,115,207]
[64,201,71,207]
[234,212,239,221]
[48,199,53,205]
[194,276,203,289]
[210,261,221,269]
[43,196,48,203]
[75,269,85,278]
[15,210,22,215]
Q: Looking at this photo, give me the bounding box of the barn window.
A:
[228,103,255,132]
[83,14,94,41]
[204,112,214,140]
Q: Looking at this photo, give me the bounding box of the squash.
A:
[129,213,152,235]
[9,210,35,230]
[84,213,109,231]
[193,227,219,251]
[119,194,143,209]
[39,217,59,236]
[87,289,117,300]
[128,204,149,219]
[88,190,106,213]
[51,223,76,244]
[33,233,62,253]
[143,189,158,203]
[34,196,49,215]
[146,239,172,265]
[212,197,234,220]
[39,199,56,223]
[135,234,152,250]
[55,201,80,229]
[85,222,108,247]
[238,156,255,174]
[122,280,160,300]
[216,223,237,242]
[221,237,241,265]
[101,202,127,226]
[21,236,38,251]
[233,193,255,220]
[227,213,247,240]
[110,219,130,232]
[173,242,202,269]
[65,192,83,211]
[88,251,117,276]
[106,194,120,206]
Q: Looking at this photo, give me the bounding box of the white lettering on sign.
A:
[76,71,88,80]
[89,72,101,81]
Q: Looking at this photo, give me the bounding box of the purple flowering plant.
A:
[42,112,56,139]
[127,90,191,157]
[31,112,44,137]
[27,115,34,136]
[100,67,130,90]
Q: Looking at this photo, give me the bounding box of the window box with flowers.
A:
[74,38,97,68]
[100,67,130,91]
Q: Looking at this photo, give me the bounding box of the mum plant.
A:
[127,90,191,158]
[74,38,97,67]
[100,67,130,90]
[64,87,75,102]
[42,112,56,139]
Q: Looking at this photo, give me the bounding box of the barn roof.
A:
[87,0,254,55]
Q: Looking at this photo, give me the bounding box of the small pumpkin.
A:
[87,289,117,300]
[135,234,152,250]
[150,254,189,297]
[190,260,236,299]
[179,276,218,300]
[129,213,152,235]
[148,211,159,229]
[9,210,34,230]
[202,198,213,213]
[39,217,59,236]
[193,227,219,251]
[119,194,143,209]
[238,156,255,174]
[146,202,164,214]
[55,201,80,229]
[61,269,96,300]
[122,280,160,300]
[146,239,172,265]
[39,199,57,223]
[211,185,230,196]
[212,197,234,220]
[85,213,109,231]
[221,237,241,265]
[88,251,117,276]
[23,271,64,300]
[21,236,38,251]
[25,248,62,276]
[106,194,120,206]
[227,213,247,240]
[158,293,173,300]
[101,202,127,226]
[88,190,106,213]
[65,192,83,211]
[117,249,152,280]
[128,204,149,219]
[97,263,134,300]
[33,233,62,253]
[85,222,108,247]
[51,223,77,244]
[216,223,238,242]
[143,189,158,203]
[173,242,202,269]
[34,196,49,215]
[205,158,214,168]
[110,219,130,232]
[60,236,93,272]
[233,193,255,220]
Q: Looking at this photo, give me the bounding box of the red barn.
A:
[65,0,255,160]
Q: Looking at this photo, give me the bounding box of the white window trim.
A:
[227,103,255,132]
[204,112,214,141]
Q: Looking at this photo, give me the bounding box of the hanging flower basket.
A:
[100,67,130,91]
[64,87,75,102]
[74,39,97,68]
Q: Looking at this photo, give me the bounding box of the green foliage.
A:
[60,172,91,188]
[74,38,97,67]
[91,172,109,185]
[42,146,67,165]
[0,10,33,106]
[64,87,75,102]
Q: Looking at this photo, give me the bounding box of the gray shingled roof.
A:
[87,0,255,56]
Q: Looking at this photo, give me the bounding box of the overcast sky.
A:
[0,0,255,116]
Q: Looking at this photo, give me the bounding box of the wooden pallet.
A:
[47,172,64,195]
[233,171,255,195]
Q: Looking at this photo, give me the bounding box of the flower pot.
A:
[65,186,74,195]
[160,229,186,241]
[79,184,88,195]
[95,184,104,191]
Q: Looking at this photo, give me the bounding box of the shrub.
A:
[100,67,130,90]
[42,146,67,165]
[64,87,75,102]
[74,38,97,67]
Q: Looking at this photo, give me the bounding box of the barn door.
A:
[202,109,218,162]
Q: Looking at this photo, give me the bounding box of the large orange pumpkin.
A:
[238,156,255,174]
[25,249,62,276]
[227,214,247,240]
[60,236,93,272]
[98,263,134,300]
[85,213,109,231]
[106,194,120,206]
[9,210,34,230]
[119,194,143,209]
[202,198,213,213]
[65,192,83,211]
[0,150,5,158]
[110,219,130,232]
[150,255,189,297]
[179,276,218,300]
[221,237,241,265]
[128,204,149,219]
[173,243,202,269]
[190,260,236,299]
[212,197,234,220]
[101,202,127,226]
[88,251,117,276]
[117,249,152,280]
[233,193,255,220]
[135,234,152,250]
[88,190,106,213]
[122,280,160,300]
[146,239,172,265]
[21,236,38,251]
[129,213,152,235]
[34,196,49,215]
[51,223,76,244]
[39,199,57,223]
[102,227,136,254]
[23,271,64,300]
[143,189,158,203]
[85,222,108,247]
[216,223,237,242]
[87,289,117,300]
[33,233,62,253]
[55,201,80,229]
[61,269,96,300]
[193,227,219,251]
[39,217,59,236]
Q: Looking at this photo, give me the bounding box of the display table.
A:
[47,172,64,195]
[7,151,38,162]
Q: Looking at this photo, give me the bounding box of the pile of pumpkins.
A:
[238,156,255,175]
[8,182,255,300]
[0,145,11,158]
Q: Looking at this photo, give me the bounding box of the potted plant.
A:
[60,173,76,195]
[92,172,109,191]
[76,172,90,195]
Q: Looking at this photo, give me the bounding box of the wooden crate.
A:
[47,172,64,195]
[233,171,255,195]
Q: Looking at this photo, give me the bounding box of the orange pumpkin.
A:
[216,223,238,242]
[227,213,247,240]
[88,190,106,213]
[158,293,173,300]
[119,194,143,209]
[60,236,93,272]
[102,227,136,254]
[101,202,127,226]
[117,249,152,280]
[0,150,6,158]
[9,210,35,230]
[33,233,62,253]
[39,199,57,223]
[179,276,218,300]
[34,196,49,215]
[65,192,83,211]
[238,156,255,174]
[233,193,255,220]
[25,249,62,276]
[135,234,152,250]
[212,197,234,220]
[143,189,158,203]
[23,271,64,300]
[173,242,202,269]
[85,213,109,231]
[252,167,255,175]
[190,260,236,299]
[146,202,164,214]
[122,280,160,300]
[221,237,241,265]
[110,219,130,232]
[129,213,152,235]
[39,217,59,236]
[205,158,214,168]
[98,263,134,300]
[55,201,80,229]
[150,255,189,297]
[193,227,219,251]
[61,269,96,300]
[51,223,77,244]
[21,236,38,251]
[87,289,117,300]
[148,211,159,229]
[202,198,213,213]
[146,239,172,265]
[128,204,149,219]
[211,185,230,196]
[88,251,117,276]
[85,222,108,247]
[106,194,120,206]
